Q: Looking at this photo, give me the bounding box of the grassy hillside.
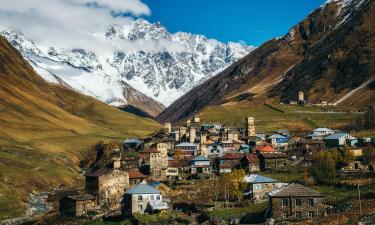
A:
[0,36,161,219]
[198,102,362,133]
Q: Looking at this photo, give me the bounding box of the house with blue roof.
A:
[189,155,211,175]
[175,142,198,156]
[123,184,168,215]
[323,132,357,148]
[306,128,335,140]
[243,174,287,202]
[267,134,289,149]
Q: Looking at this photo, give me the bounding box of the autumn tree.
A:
[311,151,336,184]
[229,169,246,203]
[334,146,355,169]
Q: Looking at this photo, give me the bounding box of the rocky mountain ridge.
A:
[158,0,375,123]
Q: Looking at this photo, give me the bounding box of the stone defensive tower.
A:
[298,91,304,102]
[245,116,255,137]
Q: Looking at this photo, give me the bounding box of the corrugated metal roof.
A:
[176,142,197,147]
[314,128,334,132]
[123,139,143,144]
[191,155,209,161]
[126,184,160,194]
[324,132,352,140]
[268,134,287,139]
[244,174,279,184]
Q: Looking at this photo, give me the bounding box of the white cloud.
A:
[0,0,179,55]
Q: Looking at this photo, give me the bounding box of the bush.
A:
[311,151,336,184]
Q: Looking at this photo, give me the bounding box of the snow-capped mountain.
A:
[1,18,253,110]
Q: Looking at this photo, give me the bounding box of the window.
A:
[295,211,301,219]
[138,204,143,211]
[150,195,154,201]
[156,195,161,200]
[308,211,314,218]
[282,198,289,207]
[295,199,302,207]
[137,195,142,201]
[308,199,314,207]
[282,212,288,219]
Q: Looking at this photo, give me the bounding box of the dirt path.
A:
[334,78,374,105]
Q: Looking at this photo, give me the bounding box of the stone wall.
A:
[99,170,129,211]
[270,196,324,221]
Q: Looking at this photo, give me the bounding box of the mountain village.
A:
[1,0,375,224]
[54,95,375,224]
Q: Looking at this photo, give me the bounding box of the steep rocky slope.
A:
[158,0,375,123]
[0,35,160,219]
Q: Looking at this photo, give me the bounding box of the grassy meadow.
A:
[198,102,363,133]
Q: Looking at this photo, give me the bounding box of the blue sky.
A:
[142,0,326,46]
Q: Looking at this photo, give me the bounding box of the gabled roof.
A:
[123,139,143,144]
[324,132,354,140]
[244,174,279,184]
[268,183,323,197]
[191,155,209,161]
[313,128,334,132]
[128,169,148,179]
[126,184,160,195]
[268,134,287,139]
[176,142,196,147]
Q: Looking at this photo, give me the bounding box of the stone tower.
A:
[200,133,207,145]
[298,91,304,102]
[189,127,197,144]
[245,117,255,137]
[164,123,171,133]
[179,127,187,142]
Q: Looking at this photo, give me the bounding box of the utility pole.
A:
[358,183,362,215]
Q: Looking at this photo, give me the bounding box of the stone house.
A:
[301,139,325,152]
[216,152,243,173]
[85,165,129,212]
[149,149,168,179]
[243,174,287,202]
[240,153,260,172]
[260,153,288,170]
[128,169,148,186]
[120,156,140,170]
[175,142,198,156]
[166,160,179,178]
[59,194,97,217]
[123,184,168,215]
[268,183,324,221]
